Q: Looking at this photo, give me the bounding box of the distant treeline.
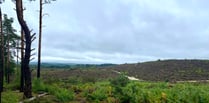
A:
[30,62,116,69]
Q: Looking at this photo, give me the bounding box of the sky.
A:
[2,0,209,64]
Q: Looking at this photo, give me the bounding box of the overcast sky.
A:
[2,0,209,64]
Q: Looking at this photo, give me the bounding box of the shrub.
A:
[44,84,74,102]
[32,78,46,93]
[87,87,108,101]
[110,74,130,103]
[55,88,74,102]
[110,73,129,88]
[33,78,75,102]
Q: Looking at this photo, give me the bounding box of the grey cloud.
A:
[4,0,209,63]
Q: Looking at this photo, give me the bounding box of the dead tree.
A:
[20,0,24,92]
[37,0,55,78]
[16,0,33,98]
[37,0,42,78]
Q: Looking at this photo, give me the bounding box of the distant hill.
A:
[30,62,116,69]
[107,59,209,81]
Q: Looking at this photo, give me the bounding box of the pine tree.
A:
[37,0,56,78]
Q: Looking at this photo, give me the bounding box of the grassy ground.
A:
[2,68,209,103]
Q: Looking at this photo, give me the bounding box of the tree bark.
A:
[20,29,24,92]
[16,0,32,98]
[37,0,43,78]
[20,0,24,92]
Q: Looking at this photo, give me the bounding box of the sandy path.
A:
[112,70,141,81]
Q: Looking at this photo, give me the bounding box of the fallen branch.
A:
[19,92,48,103]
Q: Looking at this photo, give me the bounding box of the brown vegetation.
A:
[106,59,209,81]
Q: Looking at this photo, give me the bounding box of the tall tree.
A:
[20,0,24,92]
[37,0,42,78]
[16,0,33,98]
[2,14,19,84]
[37,0,55,78]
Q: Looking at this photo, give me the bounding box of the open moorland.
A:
[107,59,209,82]
[2,59,209,103]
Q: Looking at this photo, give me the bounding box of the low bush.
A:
[32,78,46,93]
[110,74,130,103]
[32,78,75,102]
[55,88,74,102]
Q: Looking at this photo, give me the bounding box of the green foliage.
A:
[54,88,74,103]
[47,85,74,102]
[110,73,129,87]
[86,86,108,101]
[32,78,75,102]
[1,14,20,83]
[77,82,112,102]
[4,67,20,90]
[3,68,209,103]
[110,74,130,103]
[2,91,20,103]
[32,78,46,93]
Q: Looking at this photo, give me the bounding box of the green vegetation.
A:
[33,78,75,102]
[2,68,209,103]
[2,91,21,103]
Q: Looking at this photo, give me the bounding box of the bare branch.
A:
[30,29,33,33]
[42,13,49,17]
[31,48,35,51]
[30,53,36,57]
[31,37,36,42]
[31,33,36,38]
[30,57,35,61]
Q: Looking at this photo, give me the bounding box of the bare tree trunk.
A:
[37,0,43,78]
[16,0,32,98]
[20,0,24,92]
[20,29,24,92]
[0,7,4,103]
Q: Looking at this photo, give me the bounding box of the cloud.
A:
[3,0,209,64]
